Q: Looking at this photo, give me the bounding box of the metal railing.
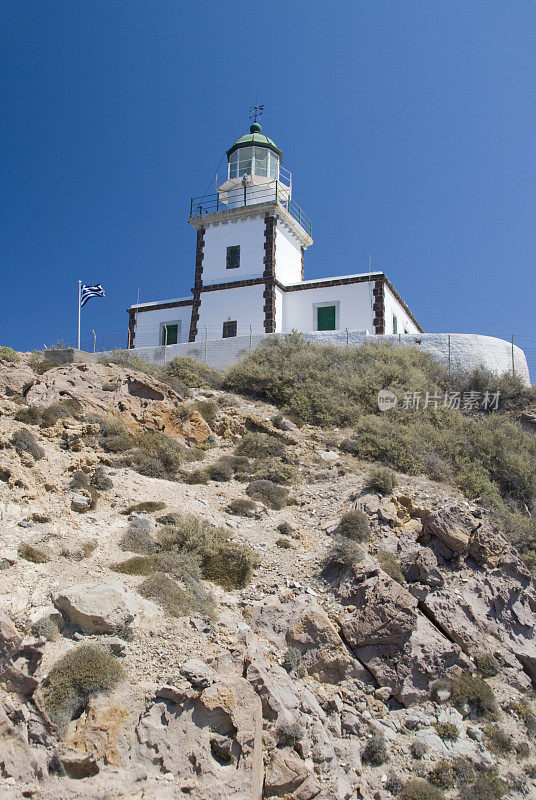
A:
[189,182,312,235]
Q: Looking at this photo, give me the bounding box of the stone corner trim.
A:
[373,280,385,335]
[263,215,277,333]
[189,227,205,342]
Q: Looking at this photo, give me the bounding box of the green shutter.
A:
[162,324,178,345]
[317,306,336,331]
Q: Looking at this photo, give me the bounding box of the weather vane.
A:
[249,104,264,123]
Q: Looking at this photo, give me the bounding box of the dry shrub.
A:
[366,465,397,494]
[450,671,498,719]
[362,733,388,765]
[474,652,500,678]
[338,510,371,542]
[121,501,166,515]
[182,468,210,484]
[400,779,446,800]
[246,480,289,510]
[484,725,513,755]
[165,356,222,389]
[18,543,49,563]
[138,572,213,618]
[322,537,364,578]
[11,428,45,460]
[276,721,304,748]
[0,346,19,362]
[195,400,219,427]
[235,432,286,460]
[119,517,156,554]
[227,498,257,516]
[377,550,405,584]
[41,644,124,735]
[208,458,234,482]
[434,722,459,741]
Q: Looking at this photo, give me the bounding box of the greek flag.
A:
[80,284,105,307]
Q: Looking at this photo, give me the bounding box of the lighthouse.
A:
[127,117,422,348]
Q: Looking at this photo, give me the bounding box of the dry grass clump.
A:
[434,722,459,741]
[121,501,166,515]
[338,510,371,542]
[15,398,83,428]
[377,549,406,584]
[18,543,49,563]
[11,428,45,460]
[450,671,498,719]
[119,517,157,554]
[226,498,257,516]
[362,733,388,765]
[366,465,397,494]
[246,480,289,510]
[322,538,364,578]
[138,572,214,618]
[400,779,446,800]
[41,644,124,734]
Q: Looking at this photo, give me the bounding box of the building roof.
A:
[226,123,283,161]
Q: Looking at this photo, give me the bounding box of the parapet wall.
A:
[91,331,530,385]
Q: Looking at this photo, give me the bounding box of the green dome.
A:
[227,123,283,161]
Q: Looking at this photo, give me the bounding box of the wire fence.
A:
[58,327,536,384]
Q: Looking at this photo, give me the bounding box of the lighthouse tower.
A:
[187,121,313,341]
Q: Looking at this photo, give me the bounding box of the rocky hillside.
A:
[1,348,536,800]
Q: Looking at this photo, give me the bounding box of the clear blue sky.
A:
[2,1,535,351]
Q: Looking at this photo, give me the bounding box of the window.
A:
[228,147,279,180]
[226,245,240,269]
[392,314,398,334]
[317,305,336,331]
[161,323,179,345]
[223,320,237,338]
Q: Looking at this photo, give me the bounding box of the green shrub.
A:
[377,550,405,584]
[235,432,286,460]
[157,515,259,590]
[246,480,289,510]
[484,725,513,755]
[338,510,371,542]
[0,346,19,362]
[18,543,49,563]
[208,458,234,482]
[450,671,498,718]
[11,428,45,460]
[227,498,257,516]
[195,400,219,427]
[252,458,296,485]
[400,779,446,800]
[138,572,213,618]
[434,722,459,741]
[41,644,124,734]
[276,721,303,748]
[366,466,397,494]
[165,356,222,389]
[475,652,500,678]
[362,733,388,765]
[182,468,210,484]
[121,501,166,515]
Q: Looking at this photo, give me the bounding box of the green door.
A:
[162,324,178,345]
[317,305,336,331]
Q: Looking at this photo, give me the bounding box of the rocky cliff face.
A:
[0,355,535,799]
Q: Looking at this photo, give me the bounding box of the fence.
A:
[59,328,534,385]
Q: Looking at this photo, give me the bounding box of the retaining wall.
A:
[87,330,530,385]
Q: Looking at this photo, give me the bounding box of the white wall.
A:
[275,224,302,285]
[195,284,265,340]
[201,216,266,285]
[384,285,420,335]
[133,305,192,347]
[282,283,375,333]
[274,286,284,333]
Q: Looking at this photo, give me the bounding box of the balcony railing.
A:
[189,182,312,236]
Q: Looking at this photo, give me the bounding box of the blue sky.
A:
[2,1,535,351]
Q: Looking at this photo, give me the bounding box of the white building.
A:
[127,122,422,347]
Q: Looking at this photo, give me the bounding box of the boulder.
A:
[180,658,215,689]
[135,675,263,800]
[53,581,139,635]
[423,505,477,553]
[245,635,300,722]
[264,748,309,796]
[244,595,363,683]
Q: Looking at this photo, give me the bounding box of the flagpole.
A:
[77,280,81,350]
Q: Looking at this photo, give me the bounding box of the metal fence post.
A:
[163,325,168,365]
[92,329,96,354]
[249,325,252,352]
[345,328,349,348]
[204,326,208,364]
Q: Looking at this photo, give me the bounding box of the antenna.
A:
[249,104,264,123]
